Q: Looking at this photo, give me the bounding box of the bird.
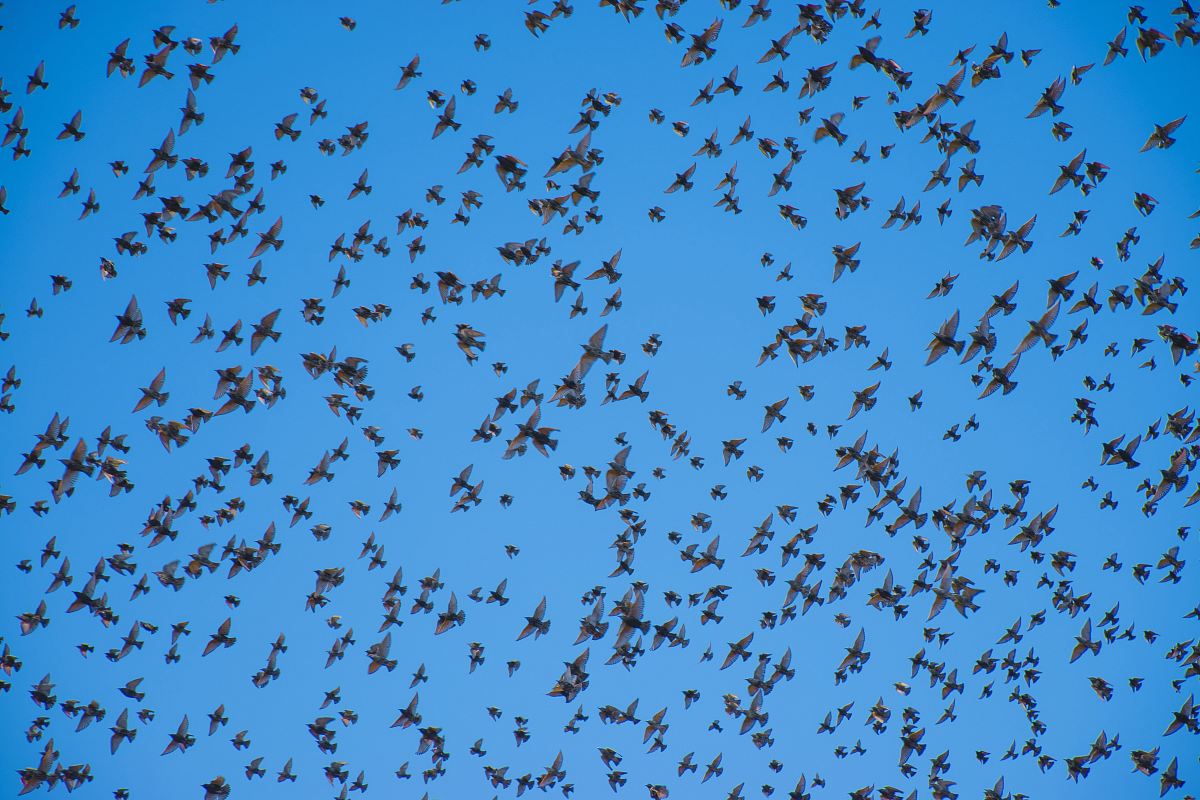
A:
[1140,116,1186,151]
[0,7,1194,800]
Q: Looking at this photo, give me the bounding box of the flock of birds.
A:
[0,1,1198,799]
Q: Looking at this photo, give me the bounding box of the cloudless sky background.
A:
[0,0,1198,798]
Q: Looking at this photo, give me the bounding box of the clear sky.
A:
[0,1,1198,799]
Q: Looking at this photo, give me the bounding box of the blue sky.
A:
[1,1,1198,798]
